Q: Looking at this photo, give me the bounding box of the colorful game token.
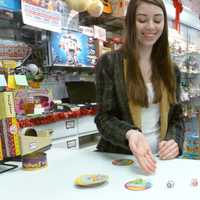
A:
[125,178,152,191]
[166,180,175,188]
[74,174,109,187]
[112,159,134,166]
[191,178,198,187]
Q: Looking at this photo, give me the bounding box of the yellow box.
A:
[2,60,17,69]
[0,137,3,161]
[0,92,16,120]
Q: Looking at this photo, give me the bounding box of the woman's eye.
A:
[137,19,146,23]
[154,20,161,24]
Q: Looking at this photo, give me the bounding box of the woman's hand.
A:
[127,130,156,174]
[159,139,179,160]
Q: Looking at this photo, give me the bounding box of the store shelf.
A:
[79,12,124,32]
[44,65,95,75]
[0,10,21,29]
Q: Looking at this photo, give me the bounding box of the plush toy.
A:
[87,0,104,17]
[65,0,92,12]
[64,0,104,17]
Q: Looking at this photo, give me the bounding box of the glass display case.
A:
[168,20,200,140]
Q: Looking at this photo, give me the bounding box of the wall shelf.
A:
[79,12,124,32]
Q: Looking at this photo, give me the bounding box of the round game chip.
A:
[125,178,152,191]
[112,159,134,166]
[74,174,109,187]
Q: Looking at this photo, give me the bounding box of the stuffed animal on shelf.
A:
[64,0,92,12]
[87,0,104,17]
[63,0,104,17]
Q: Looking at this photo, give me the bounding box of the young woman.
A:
[95,0,185,174]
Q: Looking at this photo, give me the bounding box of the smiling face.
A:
[136,2,164,48]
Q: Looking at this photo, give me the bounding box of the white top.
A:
[1,148,200,200]
[141,83,160,153]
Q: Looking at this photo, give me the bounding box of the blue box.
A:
[51,31,96,67]
[182,132,200,159]
[0,0,21,11]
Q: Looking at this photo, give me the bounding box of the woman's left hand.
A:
[159,139,179,160]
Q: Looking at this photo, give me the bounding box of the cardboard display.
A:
[20,129,52,156]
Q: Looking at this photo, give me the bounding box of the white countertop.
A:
[1,148,200,200]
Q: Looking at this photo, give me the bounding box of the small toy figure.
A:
[60,35,81,66]
[166,180,175,188]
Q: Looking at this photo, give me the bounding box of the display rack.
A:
[79,12,124,32]
[169,22,200,133]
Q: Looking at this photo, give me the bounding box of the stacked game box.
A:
[182,132,200,159]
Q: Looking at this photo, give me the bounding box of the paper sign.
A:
[34,106,44,115]
[21,0,62,33]
[0,74,7,86]
[14,75,28,86]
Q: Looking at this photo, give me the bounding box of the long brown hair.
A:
[123,0,176,107]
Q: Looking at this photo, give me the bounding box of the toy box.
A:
[182,132,200,159]
[0,92,16,120]
[50,31,96,67]
[0,0,21,11]
[20,128,51,156]
[0,120,6,159]
[0,118,21,158]
[14,89,53,116]
[0,129,3,161]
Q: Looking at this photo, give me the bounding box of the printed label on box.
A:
[29,142,37,150]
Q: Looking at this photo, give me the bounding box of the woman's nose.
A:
[146,20,155,30]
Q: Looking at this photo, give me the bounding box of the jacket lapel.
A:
[114,52,133,124]
[123,58,141,128]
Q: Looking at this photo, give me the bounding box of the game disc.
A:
[74,174,108,187]
[125,178,152,191]
[112,159,134,166]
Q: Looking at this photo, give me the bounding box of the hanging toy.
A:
[87,0,104,17]
[64,0,92,12]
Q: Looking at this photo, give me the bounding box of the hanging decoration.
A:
[172,0,183,32]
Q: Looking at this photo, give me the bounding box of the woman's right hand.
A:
[127,130,156,174]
